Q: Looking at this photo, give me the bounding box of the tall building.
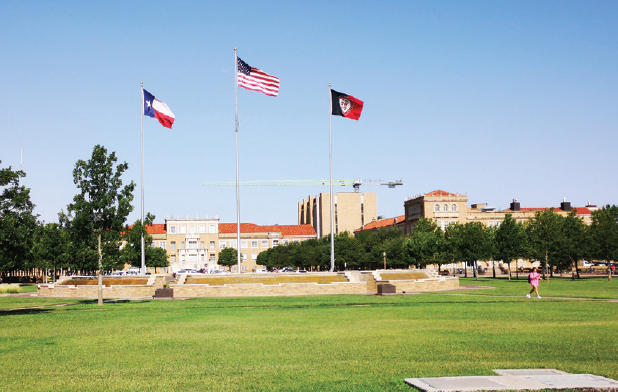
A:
[298,192,377,237]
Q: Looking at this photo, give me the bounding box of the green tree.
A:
[217,247,237,270]
[526,209,563,278]
[562,210,589,279]
[32,223,71,282]
[404,218,441,269]
[333,231,366,270]
[62,145,135,273]
[495,214,527,280]
[0,161,38,275]
[589,205,618,280]
[120,214,169,273]
[456,222,493,280]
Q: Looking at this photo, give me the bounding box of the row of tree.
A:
[0,145,168,280]
[253,207,618,278]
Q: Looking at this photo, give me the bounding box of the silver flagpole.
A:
[329,83,335,272]
[235,48,241,274]
[140,82,146,275]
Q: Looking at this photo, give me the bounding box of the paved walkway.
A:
[405,369,618,391]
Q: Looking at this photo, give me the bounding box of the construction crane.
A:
[201,179,403,192]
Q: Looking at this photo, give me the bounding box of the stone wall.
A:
[38,270,459,298]
[38,275,166,298]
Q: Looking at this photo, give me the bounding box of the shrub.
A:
[0,284,23,294]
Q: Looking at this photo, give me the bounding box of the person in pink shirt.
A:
[526,267,545,299]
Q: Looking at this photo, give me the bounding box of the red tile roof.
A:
[355,215,405,232]
[125,224,167,235]
[425,190,457,197]
[219,223,316,236]
[146,224,167,235]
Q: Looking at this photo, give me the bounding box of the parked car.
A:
[177,269,197,275]
[297,269,308,273]
[255,268,268,273]
[280,267,296,273]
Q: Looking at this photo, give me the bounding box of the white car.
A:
[255,268,268,273]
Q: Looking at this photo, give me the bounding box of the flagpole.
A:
[235,48,242,274]
[329,83,335,272]
[140,82,146,275]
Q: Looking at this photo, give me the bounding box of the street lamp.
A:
[383,251,386,270]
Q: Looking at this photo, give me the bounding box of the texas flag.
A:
[143,89,175,129]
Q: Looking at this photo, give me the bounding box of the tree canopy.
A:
[61,145,135,272]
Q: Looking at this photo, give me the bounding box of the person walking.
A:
[526,267,545,299]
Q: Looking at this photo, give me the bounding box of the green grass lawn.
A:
[0,279,616,391]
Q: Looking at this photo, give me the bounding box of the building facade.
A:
[298,192,377,237]
[145,219,317,273]
[402,190,595,234]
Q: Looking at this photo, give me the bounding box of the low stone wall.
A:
[379,277,459,293]
[37,270,459,298]
[172,281,370,297]
[38,275,166,298]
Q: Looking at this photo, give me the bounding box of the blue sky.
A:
[1,0,616,227]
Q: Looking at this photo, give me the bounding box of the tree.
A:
[333,231,366,270]
[495,214,527,280]
[217,247,237,270]
[562,210,589,279]
[120,214,168,273]
[32,223,71,282]
[404,218,441,269]
[62,145,135,273]
[526,209,563,278]
[0,161,38,275]
[589,205,618,281]
[455,222,493,280]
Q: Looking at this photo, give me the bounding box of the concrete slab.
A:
[405,369,618,391]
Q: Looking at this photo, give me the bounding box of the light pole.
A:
[94,211,103,306]
[383,251,386,270]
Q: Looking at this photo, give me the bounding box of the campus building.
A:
[298,192,378,237]
[144,218,317,273]
[402,190,596,234]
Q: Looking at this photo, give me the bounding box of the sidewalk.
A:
[405,369,618,391]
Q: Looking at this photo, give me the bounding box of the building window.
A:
[179,225,186,234]
[219,241,226,249]
[434,204,440,212]
[452,204,457,212]
[189,254,197,262]
[188,241,197,249]
[199,224,206,233]
[230,240,237,248]
[241,253,247,261]
[272,239,279,247]
[170,255,176,263]
[209,254,215,261]
[150,243,155,249]
[209,241,215,249]
[201,241,205,249]
[209,224,216,233]
[261,240,268,248]
[171,241,176,250]
[444,204,448,212]
[252,253,258,260]
[200,254,205,262]
[181,241,185,249]
[169,225,176,234]
[190,225,196,233]
[241,240,247,248]
[293,239,300,243]
[282,239,289,245]
[159,241,166,249]
[251,240,258,248]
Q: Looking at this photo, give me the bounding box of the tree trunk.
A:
[507,261,511,281]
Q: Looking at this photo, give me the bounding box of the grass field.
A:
[0,277,616,391]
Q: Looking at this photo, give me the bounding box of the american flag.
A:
[237,57,280,97]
